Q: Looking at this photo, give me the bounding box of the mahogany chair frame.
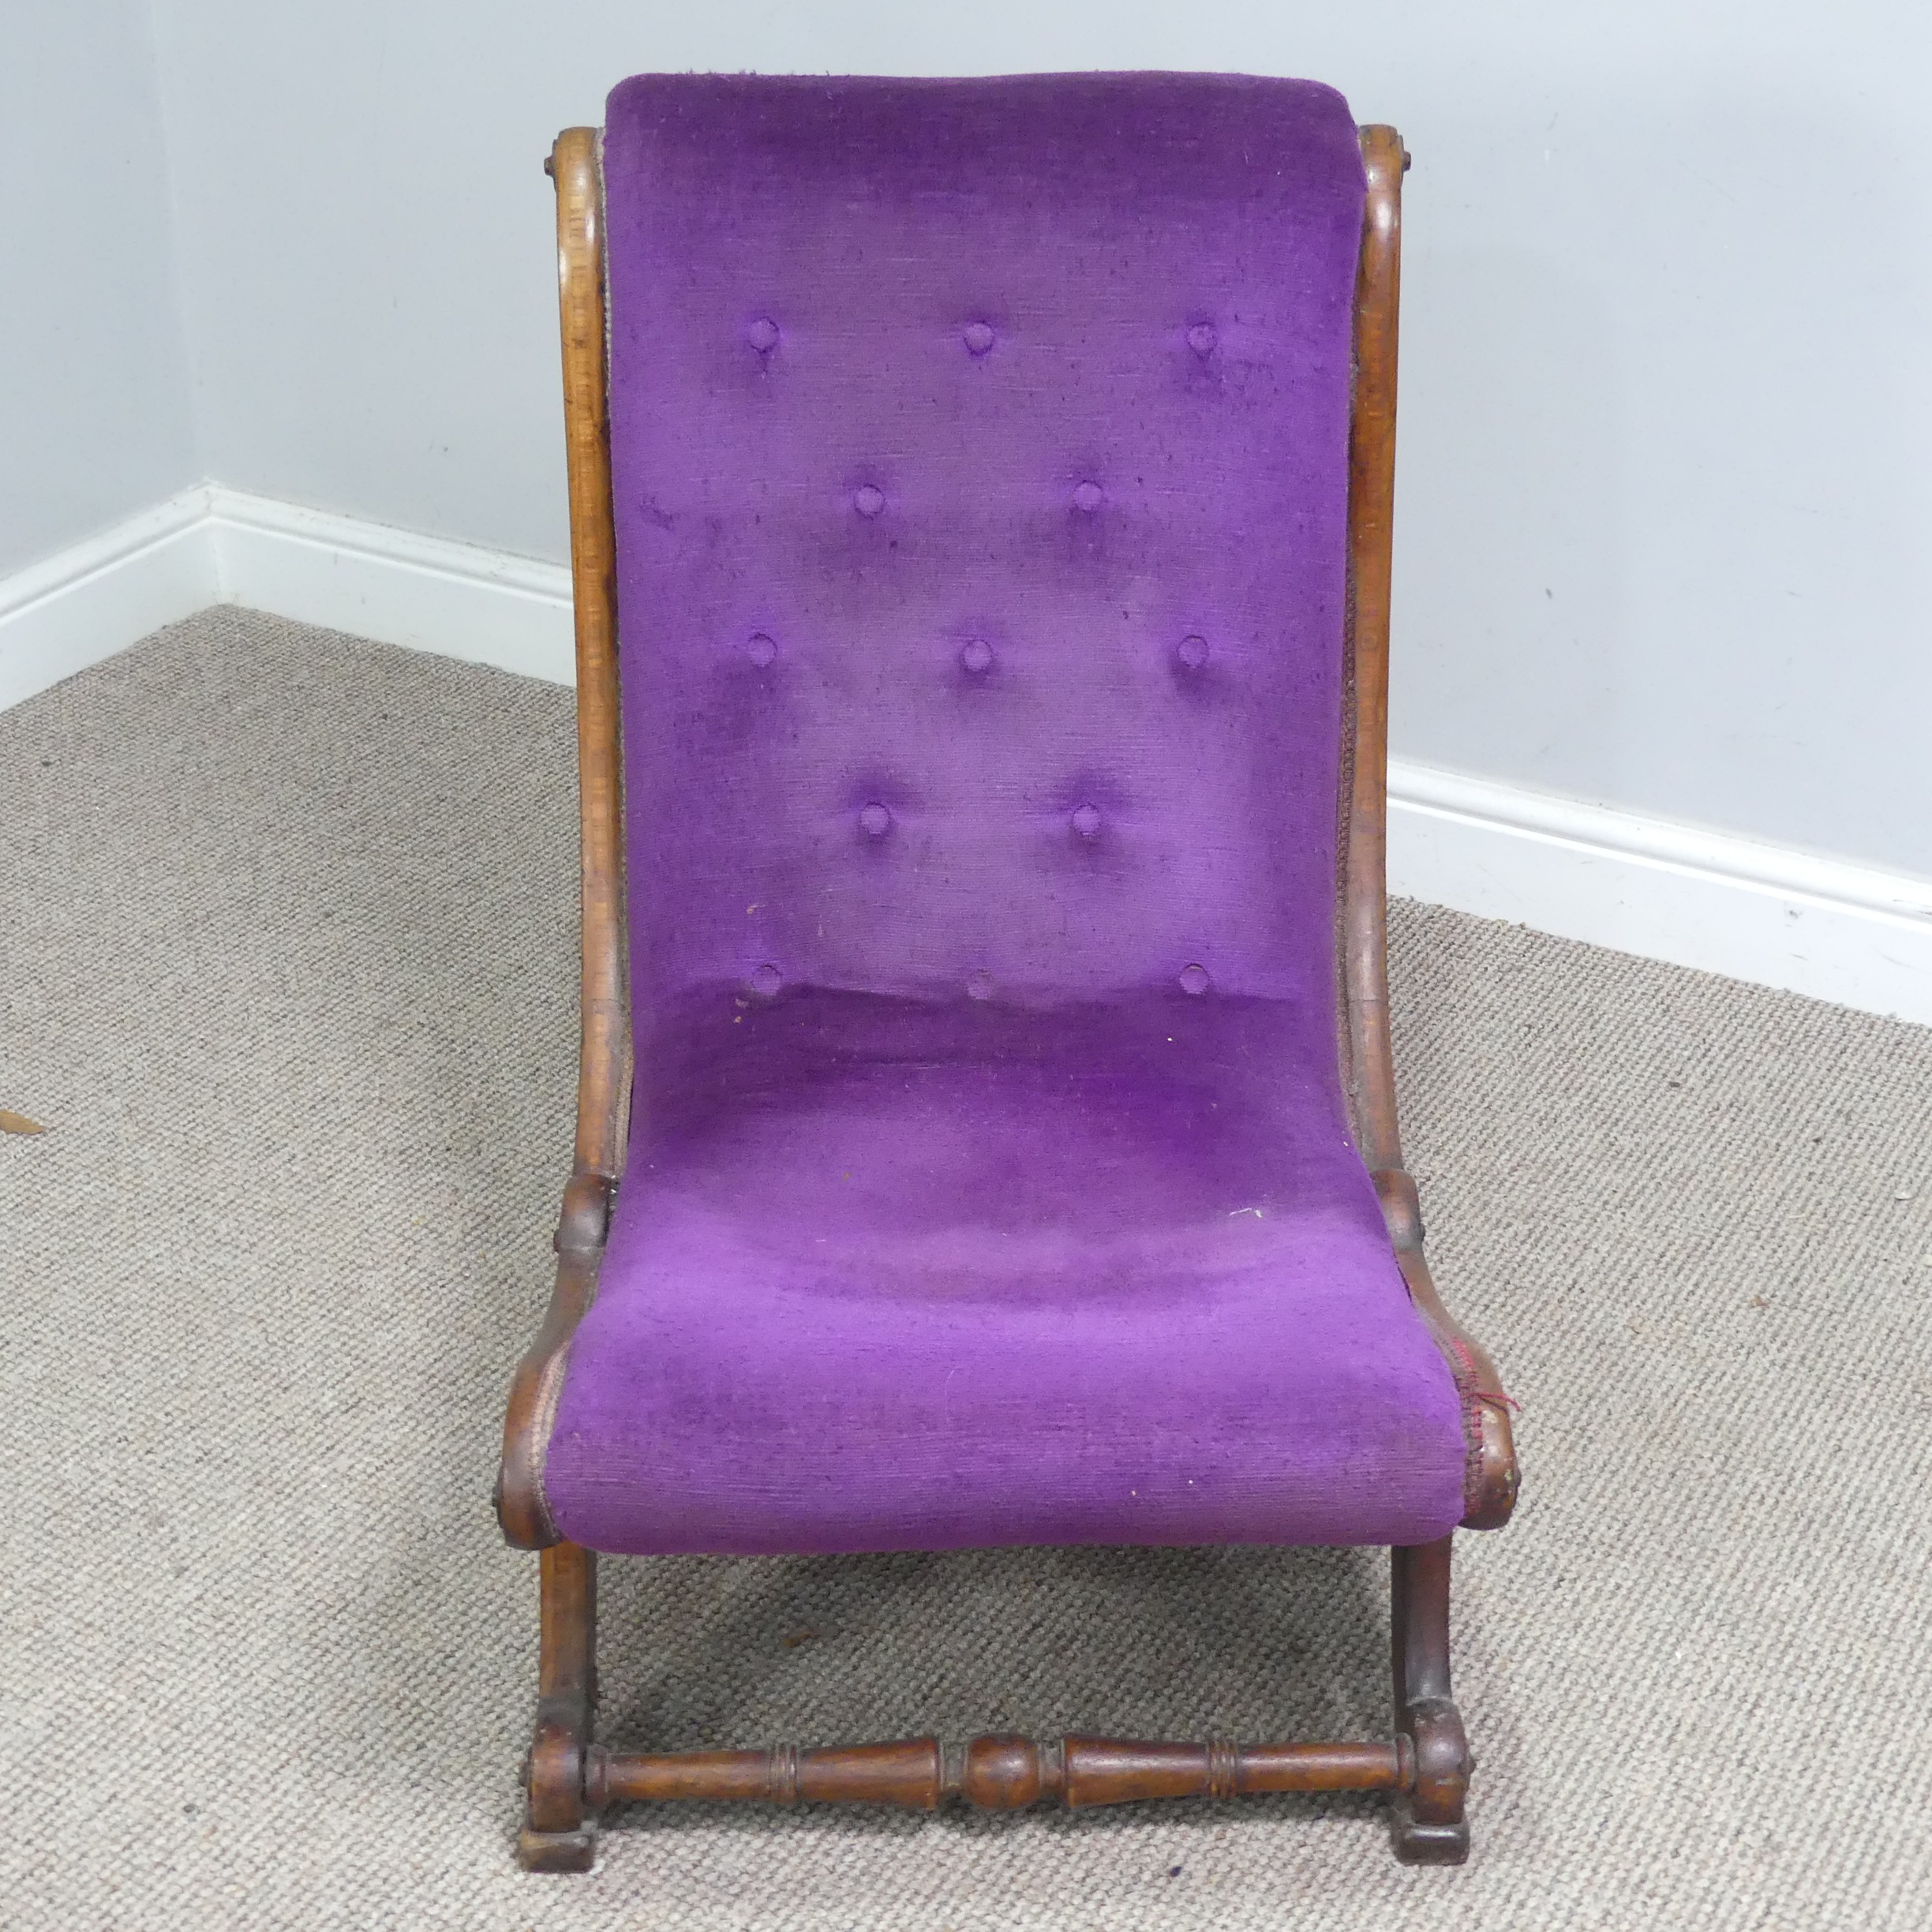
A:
[496,122,1518,1872]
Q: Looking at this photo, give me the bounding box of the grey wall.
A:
[0,2,197,575]
[16,2,1931,879]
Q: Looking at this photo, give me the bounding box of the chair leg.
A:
[1388,1535,1471,1864]
[517,1541,599,1872]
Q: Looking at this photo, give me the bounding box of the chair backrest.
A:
[601,73,1368,1031]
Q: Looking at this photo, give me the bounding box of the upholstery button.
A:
[963,320,995,356]
[1072,481,1103,512]
[1071,804,1102,839]
[751,963,782,997]
[747,632,777,668]
[1187,323,1218,355]
[747,316,780,353]
[1178,634,1209,671]
[965,969,995,1002]
[1178,964,1211,995]
[859,802,892,837]
[854,484,886,518]
[960,638,994,674]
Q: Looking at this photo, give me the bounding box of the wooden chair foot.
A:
[1389,1798,1469,1864]
[519,1541,599,1874]
[516,1821,598,1873]
[1390,1537,1473,1863]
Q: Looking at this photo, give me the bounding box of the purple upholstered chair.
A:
[498,72,1518,1871]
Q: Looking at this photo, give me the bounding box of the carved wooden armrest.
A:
[495,1166,615,1550]
[1372,1167,1518,1531]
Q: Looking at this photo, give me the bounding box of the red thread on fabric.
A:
[1447,1335,1518,1413]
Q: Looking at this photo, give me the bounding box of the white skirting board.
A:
[0,490,218,712]
[1385,766,1932,1026]
[3,488,1929,1027]
[206,489,574,683]
[0,485,574,713]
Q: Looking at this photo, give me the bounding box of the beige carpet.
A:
[3,608,1928,1930]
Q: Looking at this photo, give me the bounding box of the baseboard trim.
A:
[206,488,575,683]
[3,488,1927,1025]
[1388,762,1932,1025]
[0,489,217,713]
[0,487,575,714]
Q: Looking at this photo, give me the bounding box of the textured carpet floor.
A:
[3,608,1929,1930]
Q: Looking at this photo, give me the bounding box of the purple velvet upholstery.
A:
[542,73,1470,1556]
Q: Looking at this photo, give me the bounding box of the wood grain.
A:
[496,127,631,1554]
[586,1735,1410,1810]
[553,125,631,1196]
[1390,1535,1471,1863]
[518,1540,599,1870]
[1342,126,1518,1533]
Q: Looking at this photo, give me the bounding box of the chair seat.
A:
[543,986,1470,1556]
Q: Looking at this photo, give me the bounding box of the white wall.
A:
[0,2,197,576]
[140,0,1932,881]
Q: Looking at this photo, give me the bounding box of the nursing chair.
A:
[496,72,1518,1871]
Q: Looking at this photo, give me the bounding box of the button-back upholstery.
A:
[604,73,1365,1021]
[539,75,1471,1557]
